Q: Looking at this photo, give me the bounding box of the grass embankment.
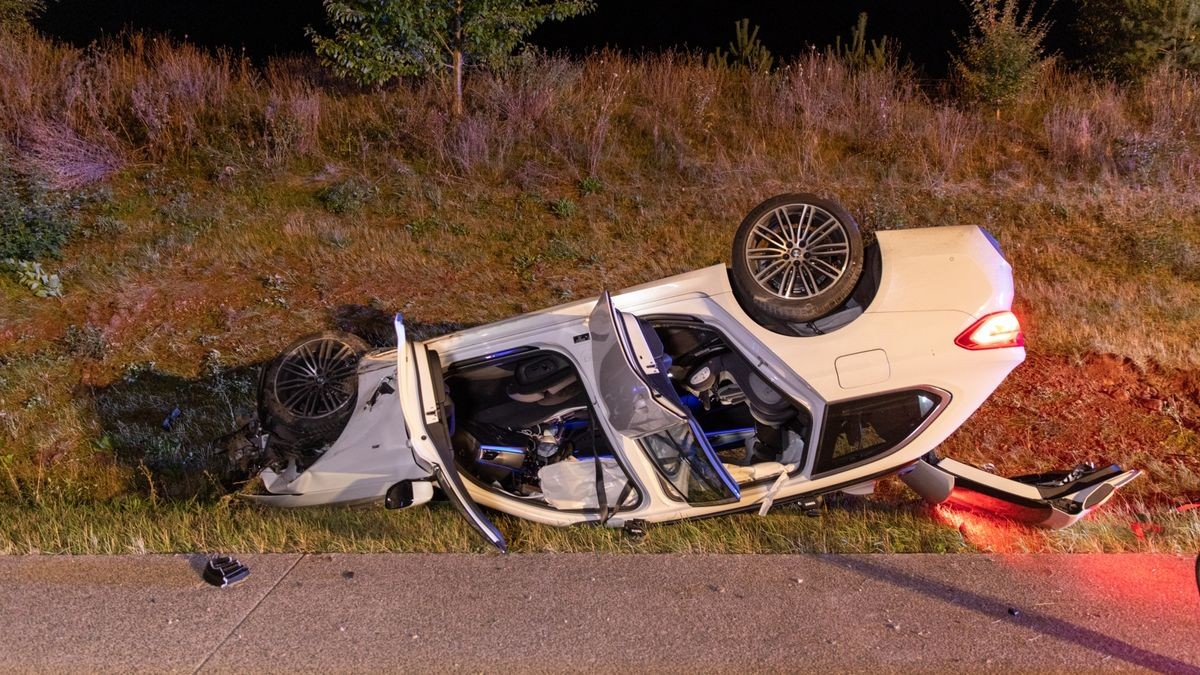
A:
[2,498,1197,555]
[0,31,1197,553]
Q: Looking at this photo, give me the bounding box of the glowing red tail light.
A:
[955,311,1025,350]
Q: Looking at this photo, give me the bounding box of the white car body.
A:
[246,226,1139,551]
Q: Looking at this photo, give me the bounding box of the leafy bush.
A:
[2,258,62,297]
[952,0,1052,113]
[310,0,594,115]
[0,168,85,260]
[1077,0,1200,79]
[316,177,379,214]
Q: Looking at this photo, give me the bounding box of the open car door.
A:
[395,316,507,552]
[588,291,741,505]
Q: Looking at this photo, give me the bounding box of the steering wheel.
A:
[673,338,727,372]
[684,358,718,390]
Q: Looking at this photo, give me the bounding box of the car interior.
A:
[442,312,815,513]
[646,317,813,484]
[444,349,638,511]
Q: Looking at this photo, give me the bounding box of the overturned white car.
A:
[235,194,1139,551]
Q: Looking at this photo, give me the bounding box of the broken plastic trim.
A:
[900,454,1140,529]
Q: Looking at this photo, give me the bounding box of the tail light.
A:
[955,311,1024,350]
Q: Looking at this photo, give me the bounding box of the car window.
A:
[640,419,740,504]
[587,291,740,505]
[814,389,943,476]
[588,291,686,437]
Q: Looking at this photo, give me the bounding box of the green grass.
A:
[1,496,1195,555]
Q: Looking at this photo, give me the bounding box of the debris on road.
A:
[203,556,250,588]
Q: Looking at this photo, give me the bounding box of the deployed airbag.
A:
[538,457,630,510]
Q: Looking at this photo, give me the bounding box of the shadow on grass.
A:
[330,302,476,346]
[87,309,473,501]
[92,361,262,500]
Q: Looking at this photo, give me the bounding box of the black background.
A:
[35,0,1083,76]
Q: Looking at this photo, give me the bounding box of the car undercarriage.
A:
[225,194,1141,551]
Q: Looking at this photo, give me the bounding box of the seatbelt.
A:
[615,481,635,512]
[603,480,634,525]
[758,463,798,516]
[591,410,609,523]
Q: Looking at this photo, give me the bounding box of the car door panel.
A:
[397,315,508,552]
[588,291,741,505]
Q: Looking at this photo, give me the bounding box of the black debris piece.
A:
[203,556,250,588]
[161,406,182,430]
[799,495,823,517]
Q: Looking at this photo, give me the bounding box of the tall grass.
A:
[1,497,1194,555]
[1,32,1197,193]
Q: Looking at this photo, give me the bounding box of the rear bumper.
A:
[900,454,1141,529]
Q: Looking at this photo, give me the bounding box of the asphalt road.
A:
[0,553,1197,673]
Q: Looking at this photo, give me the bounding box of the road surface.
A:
[0,553,1197,673]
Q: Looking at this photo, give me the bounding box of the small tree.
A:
[952,0,1052,115]
[310,0,594,116]
[1077,0,1200,79]
[832,13,901,70]
[707,18,774,73]
[0,0,48,32]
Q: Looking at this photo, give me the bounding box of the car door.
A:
[588,291,741,506]
[395,316,508,552]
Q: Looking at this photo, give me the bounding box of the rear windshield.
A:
[814,389,942,476]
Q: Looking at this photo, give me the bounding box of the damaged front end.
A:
[222,336,436,509]
[901,452,1141,528]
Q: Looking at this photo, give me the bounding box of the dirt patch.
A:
[1079,353,1200,423]
[939,352,1200,506]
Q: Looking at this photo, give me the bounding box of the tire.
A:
[731,193,864,323]
[259,331,370,449]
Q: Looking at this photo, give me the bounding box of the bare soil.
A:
[940,352,1200,507]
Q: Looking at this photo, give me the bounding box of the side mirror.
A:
[385,481,419,509]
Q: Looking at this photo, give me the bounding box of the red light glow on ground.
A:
[933,504,1024,553]
[1003,550,1200,614]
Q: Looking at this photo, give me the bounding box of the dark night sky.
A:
[34,0,1081,77]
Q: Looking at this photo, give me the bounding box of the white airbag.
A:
[538,457,631,510]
